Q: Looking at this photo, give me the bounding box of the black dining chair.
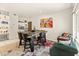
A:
[30,36,34,52]
[18,32,24,47]
[37,32,46,46]
[22,34,34,52]
[22,33,31,51]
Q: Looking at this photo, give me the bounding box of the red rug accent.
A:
[44,40,55,47]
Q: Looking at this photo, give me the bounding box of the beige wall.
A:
[29,8,72,42]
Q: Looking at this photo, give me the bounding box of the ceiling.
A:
[0,3,73,17]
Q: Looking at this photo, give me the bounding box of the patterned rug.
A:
[0,40,54,56]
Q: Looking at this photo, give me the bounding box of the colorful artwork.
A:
[40,17,53,28]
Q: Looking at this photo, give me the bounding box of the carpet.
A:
[0,40,54,56]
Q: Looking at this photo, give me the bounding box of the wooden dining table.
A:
[22,30,44,38]
[18,30,47,51]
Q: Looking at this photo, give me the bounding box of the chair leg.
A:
[18,39,22,48]
[19,39,22,46]
[30,43,34,52]
[29,39,34,52]
[24,39,26,51]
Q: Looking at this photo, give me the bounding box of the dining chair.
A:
[18,32,24,46]
[37,32,46,46]
[22,33,31,51]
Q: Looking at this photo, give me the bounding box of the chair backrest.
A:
[40,32,46,38]
[22,33,28,40]
[18,32,23,40]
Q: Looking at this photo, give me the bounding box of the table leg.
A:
[58,39,59,42]
[30,39,34,52]
[24,39,26,51]
[19,39,22,46]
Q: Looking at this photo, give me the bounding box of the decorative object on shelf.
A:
[1,21,8,24]
[18,16,28,32]
[24,20,27,23]
[40,17,53,28]
[0,10,9,41]
[28,21,32,31]
[18,25,24,30]
[18,20,24,23]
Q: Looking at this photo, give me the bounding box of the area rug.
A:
[0,40,54,56]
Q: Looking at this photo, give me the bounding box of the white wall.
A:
[30,8,72,42]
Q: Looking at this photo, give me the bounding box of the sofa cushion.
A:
[54,43,78,54]
[50,42,78,56]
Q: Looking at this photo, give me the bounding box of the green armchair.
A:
[50,42,78,56]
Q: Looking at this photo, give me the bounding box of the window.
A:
[73,3,79,42]
[76,9,79,39]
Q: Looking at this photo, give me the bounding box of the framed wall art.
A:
[40,17,53,28]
